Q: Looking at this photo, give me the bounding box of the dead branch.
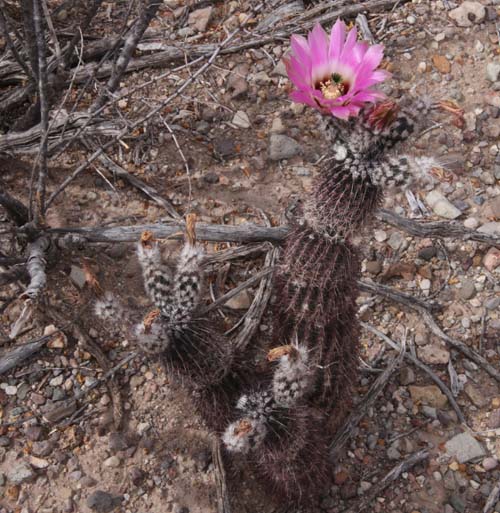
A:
[0,190,30,225]
[202,243,269,267]
[43,213,500,247]
[232,245,278,350]
[342,449,429,513]
[32,0,49,222]
[484,482,500,513]
[44,2,267,209]
[0,2,33,79]
[213,438,232,513]
[362,279,500,383]
[85,140,181,219]
[0,112,123,154]
[201,267,274,315]
[0,336,48,375]
[64,0,406,83]
[22,235,50,299]
[361,322,466,425]
[47,221,289,244]
[377,208,500,247]
[0,265,28,287]
[91,0,160,111]
[330,336,405,458]
[355,13,376,44]
[358,280,440,312]
[61,0,104,68]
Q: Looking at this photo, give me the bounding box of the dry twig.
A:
[213,438,232,513]
[361,322,466,425]
[377,209,500,247]
[341,449,429,513]
[330,340,405,457]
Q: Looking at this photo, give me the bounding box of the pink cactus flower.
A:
[285,20,390,119]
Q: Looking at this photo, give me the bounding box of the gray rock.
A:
[32,440,53,457]
[108,432,129,453]
[425,190,462,219]
[103,456,121,468]
[417,344,450,365]
[400,366,415,385]
[232,111,250,129]
[25,425,43,441]
[81,475,98,488]
[459,279,476,300]
[187,6,213,32]
[487,62,500,83]
[388,232,405,251]
[418,246,437,261]
[70,265,86,289]
[478,222,500,235]
[449,1,485,27]
[481,171,495,185]
[365,261,382,275]
[445,432,485,463]
[387,445,401,460]
[482,457,498,471]
[129,466,145,486]
[490,409,500,429]
[269,134,301,161]
[0,436,10,447]
[86,490,122,513]
[225,290,252,310]
[422,406,437,419]
[177,27,194,38]
[449,494,466,513]
[226,63,249,99]
[444,470,456,491]
[464,383,489,408]
[7,461,35,484]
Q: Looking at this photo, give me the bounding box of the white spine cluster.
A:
[136,240,173,315]
[272,344,313,408]
[171,243,205,326]
[222,418,268,454]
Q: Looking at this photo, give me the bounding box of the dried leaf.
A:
[143,309,160,334]
[267,345,296,361]
[140,230,155,249]
[185,213,197,246]
[82,260,103,296]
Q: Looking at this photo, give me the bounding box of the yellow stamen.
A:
[320,80,345,100]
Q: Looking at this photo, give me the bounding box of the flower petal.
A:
[290,34,311,67]
[328,19,346,61]
[289,90,318,110]
[356,44,385,74]
[308,24,329,69]
[340,26,358,61]
[285,21,390,120]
